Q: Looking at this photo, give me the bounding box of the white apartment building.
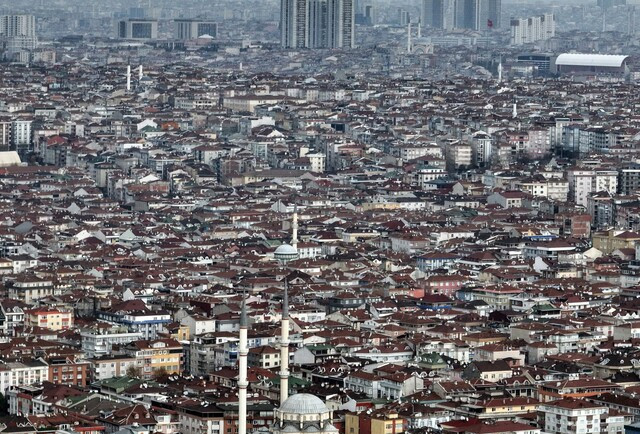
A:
[179,410,224,434]
[81,329,144,357]
[539,399,627,434]
[511,13,555,45]
[471,131,493,166]
[4,361,48,393]
[12,119,32,153]
[567,169,618,207]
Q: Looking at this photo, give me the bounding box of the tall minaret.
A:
[126,65,131,91]
[238,296,249,434]
[279,283,290,404]
[407,22,412,53]
[292,207,298,250]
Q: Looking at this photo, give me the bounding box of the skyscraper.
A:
[510,13,555,45]
[281,0,355,49]
[0,15,35,38]
[471,0,501,30]
[281,0,307,48]
[327,0,355,48]
[422,0,500,31]
[307,0,329,48]
[422,0,456,30]
[0,15,37,52]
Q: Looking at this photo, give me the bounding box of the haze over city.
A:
[0,1,638,434]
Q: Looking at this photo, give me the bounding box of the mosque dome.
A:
[274,243,299,262]
[274,393,338,433]
[279,394,330,415]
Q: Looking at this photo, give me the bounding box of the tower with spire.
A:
[279,283,290,404]
[269,205,338,434]
[292,208,298,251]
[272,280,338,434]
[238,295,249,434]
[274,207,299,264]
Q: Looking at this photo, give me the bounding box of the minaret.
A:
[407,22,412,53]
[512,102,518,119]
[279,283,290,404]
[498,61,503,83]
[238,296,249,434]
[292,207,298,250]
[138,65,143,80]
[126,65,131,91]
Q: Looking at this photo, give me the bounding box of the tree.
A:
[152,367,169,382]
[126,365,142,379]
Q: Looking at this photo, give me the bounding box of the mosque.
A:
[237,209,339,434]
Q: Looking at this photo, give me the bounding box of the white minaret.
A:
[417,21,421,38]
[513,102,518,118]
[138,65,143,80]
[238,296,249,434]
[498,61,503,83]
[292,207,298,250]
[126,65,131,91]
[407,22,412,53]
[279,283,290,405]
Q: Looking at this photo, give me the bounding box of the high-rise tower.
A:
[422,0,457,30]
[327,0,355,48]
[422,0,500,30]
[0,15,37,52]
[281,0,355,48]
[281,0,308,48]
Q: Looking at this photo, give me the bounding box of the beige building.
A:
[592,229,640,254]
[25,307,73,331]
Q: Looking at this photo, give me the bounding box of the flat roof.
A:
[0,151,21,167]
[556,53,629,68]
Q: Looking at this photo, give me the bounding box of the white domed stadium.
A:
[273,393,339,434]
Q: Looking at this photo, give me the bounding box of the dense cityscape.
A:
[0,0,638,433]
